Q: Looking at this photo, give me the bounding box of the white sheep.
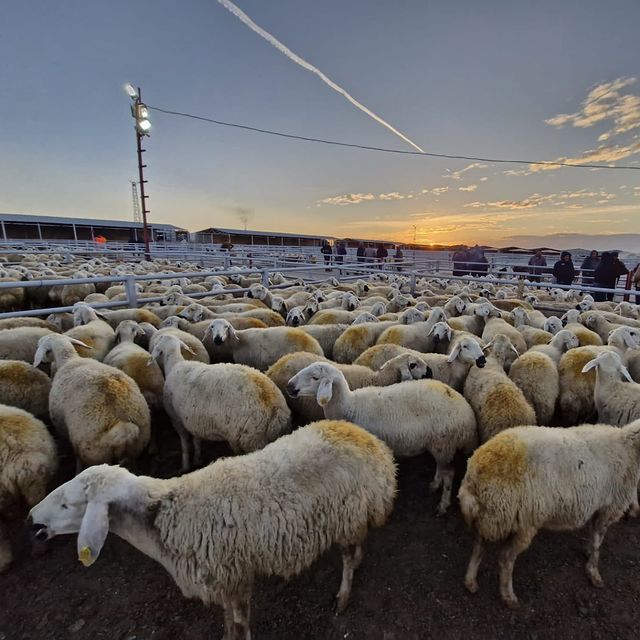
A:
[34,334,150,470]
[508,351,558,425]
[152,334,291,470]
[29,420,396,637]
[0,360,51,418]
[560,309,603,346]
[205,318,324,371]
[287,362,477,514]
[463,335,536,442]
[103,321,165,411]
[481,317,527,357]
[65,302,116,361]
[267,351,432,423]
[558,325,640,425]
[582,351,640,426]
[0,327,56,362]
[529,329,579,365]
[459,422,640,608]
[0,404,57,572]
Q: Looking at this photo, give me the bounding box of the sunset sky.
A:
[1,0,639,248]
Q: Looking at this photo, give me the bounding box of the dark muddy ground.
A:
[1,417,639,640]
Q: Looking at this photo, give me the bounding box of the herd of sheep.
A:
[2,251,640,639]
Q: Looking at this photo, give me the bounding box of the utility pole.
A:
[125,84,152,261]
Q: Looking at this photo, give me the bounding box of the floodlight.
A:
[124,83,138,98]
[137,119,152,133]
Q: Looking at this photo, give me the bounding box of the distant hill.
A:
[506,233,640,252]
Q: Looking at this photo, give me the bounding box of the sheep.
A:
[0,360,51,418]
[29,420,395,636]
[580,311,625,343]
[557,326,640,425]
[103,321,165,411]
[517,326,554,349]
[543,316,563,335]
[354,336,487,392]
[560,309,603,346]
[582,351,640,426]
[179,302,285,328]
[298,324,348,359]
[333,321,397,363]
[33,334,150,470]
[0,317,58,331]
[99,308,162,329]
[463,335,536,442]
[529,329,579,365]
[308,309,359,325]
[152,334,291,470]
[285,307,307,327]
[481,317,527,357]
[0,404,57,572]
[205,318,324,371]
[267,351,432,423]
[448,302,499,336]
[351,312,379,325]
[508,351,558,425]
[615,301,639,319]
[287,362,477,514]
[65,302,116,361]
[146,325,210,365]
[375,307,447,351]
[0,327,55,362]
[443,295,467,317]
[458,422,640,608]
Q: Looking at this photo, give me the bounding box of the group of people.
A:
[452,245,489,277]
[529,249,635,302]
[320,240,404,271]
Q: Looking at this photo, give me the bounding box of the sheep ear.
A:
[447,343,461,362]
[68,337,93,350]
[228,324,239,341]
[510,345,519,356]
[178,339,197,356]
[316,378,333,406]
[482,339,494,352]
[94,310,108,320]
[77,500,109,568]
[581,359,598,374]
[621,365,634,383]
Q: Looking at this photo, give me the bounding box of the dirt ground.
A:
[1,418,640,640]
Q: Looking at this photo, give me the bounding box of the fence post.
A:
[224,255,230,269]
[124,276,139,308]
[261,269,270,286]
[410,272,417,295]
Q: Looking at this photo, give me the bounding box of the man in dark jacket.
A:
[593,251,628,301]
[527,249,547,284]
[376,243,388,269]
[552,251,576,286]
[580,250,600,286]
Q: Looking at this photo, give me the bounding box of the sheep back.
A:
[508,352,559,425]
[0,361,51,419]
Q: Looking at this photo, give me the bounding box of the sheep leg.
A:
[231,593,252,640]
[172,420,191,472]
[436,464,455,515]
[192,436,203,468]
[353,543,363,570]
[464,535,486,594]
[586,512,615,587]
[75,456,84,476]
[428,467,442,493]
[498,527,537,609]
[335,544,358,614]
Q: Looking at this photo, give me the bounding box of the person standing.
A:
[552,251,576,286]
[320,239,332,271]
[335,240,347,274]
[452,247,467,277]
[580,250,600,286]
[633,263,640,305]
[394,245,404,272]
[527,249,547,284]
[364,245,377,262]
[376,243,388,269]
[356,242,366,263]
[594,251,628,301]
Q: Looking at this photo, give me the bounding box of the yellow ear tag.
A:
[78,546,94,567]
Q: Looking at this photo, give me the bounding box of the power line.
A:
[147,104,640,171]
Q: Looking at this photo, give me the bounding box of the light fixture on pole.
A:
[125,83,152,261]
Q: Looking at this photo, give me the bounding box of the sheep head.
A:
[287,362,342,407]
[204,319,238,346]
[582,351,634,382]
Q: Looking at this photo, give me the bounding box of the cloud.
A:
[503,168,532,177]
[442,162,488,180]
[545,77,640,140]
[479,176,489,182]
[459,184,478,192]
[318,193,375,206]
[529,139,640,171]
[464,189,619,211]
[430,186,450,196]
[378,192,406,200]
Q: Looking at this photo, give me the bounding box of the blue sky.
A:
[1,0,639,246]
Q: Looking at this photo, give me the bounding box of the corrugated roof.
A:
[196,227,335,240]
[0,212,185,231]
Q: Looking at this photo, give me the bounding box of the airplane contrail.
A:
[217,0,425,153]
